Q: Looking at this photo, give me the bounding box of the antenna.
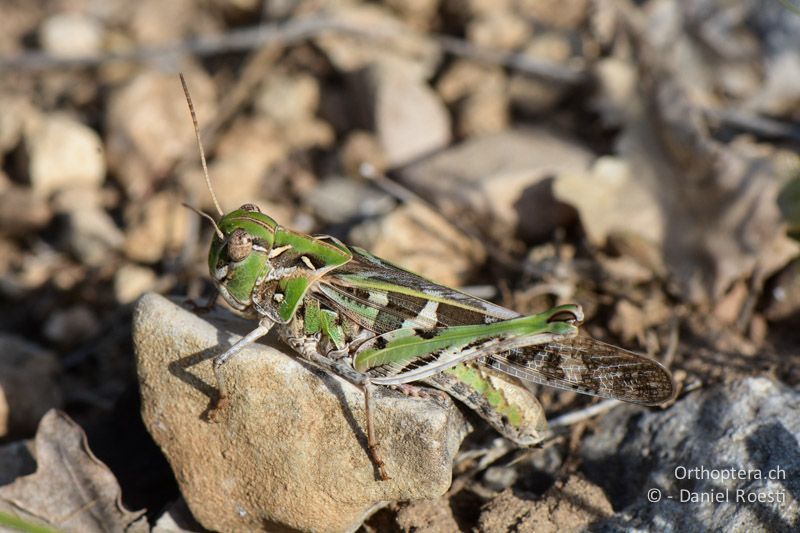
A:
[179,73,224,217]
[182,203,224,240]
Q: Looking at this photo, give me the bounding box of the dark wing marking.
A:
[482,336,675,405]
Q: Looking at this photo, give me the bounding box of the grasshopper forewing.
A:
[179,75,674,481]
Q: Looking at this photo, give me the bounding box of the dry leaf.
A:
[0,410,147,533]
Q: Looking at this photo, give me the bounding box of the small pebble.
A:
[27,114,106,197]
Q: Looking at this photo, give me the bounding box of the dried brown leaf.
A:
[0,410,146,533]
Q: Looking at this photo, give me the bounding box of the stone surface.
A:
[466,12,532,50]
[105,69,216,199]
[401,128,590,244]
[554,156,662,247]
[314,4,440,79]
[134,293,470,533]
[0,95,35,153]
[350,64,451,167]
[583,377,800,531]
[114,263,158,305]
[180,115,287,216]
[515,0,589,29]
[26,114,106,197]
[306,176,394,224]
[0,335,62,437]
[478,476,614,532]
[65,207,124,267]
[0,184,52,236]
[349,201,485,287]
[39,13,104,58]
[123,192,189,264]
[508,35,573,115]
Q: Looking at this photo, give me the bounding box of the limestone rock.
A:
[314,4,440,79]
[401,129,590,244]
[105,69,216,199]
[65,207,124,267]
[123,192,189,264]
[134,293,470,533]
[583,377,800,531]
[349,201,485,287]
[39,13,104,58]
[114,263,158,305]
[478,476,613,532]
[350,64,451,167]
[26,114,106,197]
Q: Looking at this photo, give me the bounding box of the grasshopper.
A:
[179,75,674,481]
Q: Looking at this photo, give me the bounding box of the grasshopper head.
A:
[208,203,278,313]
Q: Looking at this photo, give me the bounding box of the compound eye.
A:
[239,203,262,213]
[227,228,253,262]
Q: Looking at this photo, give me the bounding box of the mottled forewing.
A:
[483,336,674,405]
[315,247,517,334]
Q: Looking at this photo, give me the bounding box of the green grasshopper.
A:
[179,75,674,481]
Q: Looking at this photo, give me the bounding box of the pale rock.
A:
[39,13,104,58]
[478,476,613,531]
[26,114,106,197]
[401,129,590,244]
[314,4,441,79]
[0,95,36,153]
[591,57,638,127]
[254,73,334,149]
[182,115,287,214]
[0,184,51,236]
[134,294,470,533]
[114,263,158,304]
[583,378,800,531]
[283,117,336,150]
[65,207,124,267]
[509,34,573,114]
[515,0,589,29]
[106,69,216,199]
[352,64,451,167]
[51,185,109,213]
[435,62,509,137]
[554,156,662,247]
[255,72,320,125]
[467,12,532,51]
[436,61,506,104]
[129,0,196,46]
[124,192,189,264]
[42,305,100,348]
[384,0,440,29]
[457,86,510,138]
[0,335,62,437]
[306,176,394,224]
[339,130,390,177]
[395,497,462,532]
[349,202,485,287]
